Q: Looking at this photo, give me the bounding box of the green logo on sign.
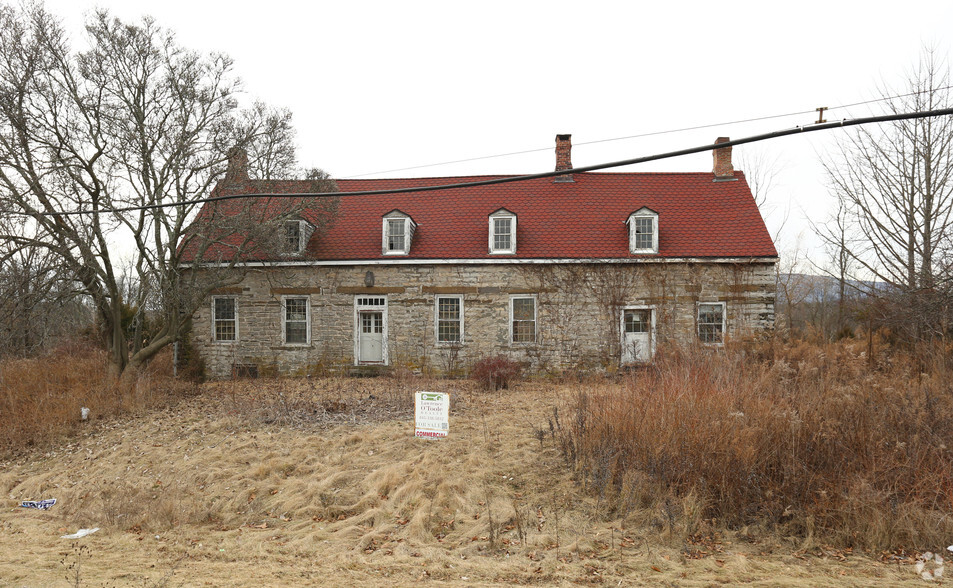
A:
[421,393,443,401]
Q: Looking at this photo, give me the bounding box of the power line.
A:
[33,106,953,217]
[343,85,953,178]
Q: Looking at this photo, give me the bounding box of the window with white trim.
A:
[285,221,302,252]
[698,302,725,344]
[283,220,313,254]
[627,208,658,254]
[387,219,405,251]
[212,297,237,342]
[510,295,536,343]
[489,209,516,254]
[435,295,463,344]
[382,212,416,255]
[282,296,310,345]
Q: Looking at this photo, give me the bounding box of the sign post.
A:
[415,391,449,438]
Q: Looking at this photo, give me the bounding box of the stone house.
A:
[184,135,777,378]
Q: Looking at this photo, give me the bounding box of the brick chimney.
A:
[554,134,573,183]
[224,147,250,185]
[712,137,735,180]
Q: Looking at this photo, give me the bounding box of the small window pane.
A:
[284,298,308,344]
[513,298,534,320]
[286,323,307,344]
[438,297,460,320]
[494,217,512,251]
[387,219,405,251]
[285,299,307,321]
[437,297,461,343]
[634,217,654,250]
[213,298,236,342]
[624,309,648,333]
[512,297,536,343]
[285,221,301,251]
[698,303,724,343]
[215,298,235,320]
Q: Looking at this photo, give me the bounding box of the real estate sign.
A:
[415,391,449,438]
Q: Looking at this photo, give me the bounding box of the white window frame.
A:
[281,295,311,346]
[489,210,517,254]
[627,208,659,254]
[212,296,238,343]
[434,294,464,345]
[697,301,726,344]
[509,294,537,344]
[283,219,312,255]
[382,213,415,255]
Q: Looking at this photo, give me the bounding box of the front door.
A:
[355,296,388,365]
[621,308,653,364]
[359,311,384,363]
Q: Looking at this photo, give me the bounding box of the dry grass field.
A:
[0,361,942,586]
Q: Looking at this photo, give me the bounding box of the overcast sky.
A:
[40,0,953,266]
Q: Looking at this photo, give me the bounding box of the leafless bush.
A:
[471,355,522,390]
[0,346,194,456]
[554,337,953,550]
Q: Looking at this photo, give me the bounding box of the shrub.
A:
[471,355,521,390]
[0,346,193,456]
[553,338,953,550]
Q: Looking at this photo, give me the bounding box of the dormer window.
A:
[284,220,312,255]
[489,209,516,254]
[382,210,416,255]
[627,208,658,255]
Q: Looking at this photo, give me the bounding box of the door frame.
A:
[354,295,388,365]
[620,305,656,365]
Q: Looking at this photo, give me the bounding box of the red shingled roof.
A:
[182,171,777,262]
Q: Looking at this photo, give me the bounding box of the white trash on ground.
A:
[19,499,56,510]
[61,528,99,539]
[916,551,945,581]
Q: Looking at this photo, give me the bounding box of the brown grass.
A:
[0,342,195,455]
[556,337,953,551]
[0,368,932,586]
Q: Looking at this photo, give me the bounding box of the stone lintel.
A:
[422,286,479,294]
[506,287,556,294]
[271,287,322,295]
[336,286,406,294]
[210,287,243,295]
[725,284,763,293]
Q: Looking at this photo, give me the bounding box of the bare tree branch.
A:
[0,5,337,374]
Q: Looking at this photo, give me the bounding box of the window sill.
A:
[271,344,313,350]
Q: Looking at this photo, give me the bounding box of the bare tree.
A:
[0,5,336,376]
[738,147,783,212]
[822,49,953,341]
[0,215,89,355]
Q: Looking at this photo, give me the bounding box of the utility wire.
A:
[35,106,953,217]
[344,85,953,178]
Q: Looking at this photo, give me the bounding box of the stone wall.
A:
[190,261,776,378]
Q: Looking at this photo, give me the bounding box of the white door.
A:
[621,308,653,364]
[359,311,384,364]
